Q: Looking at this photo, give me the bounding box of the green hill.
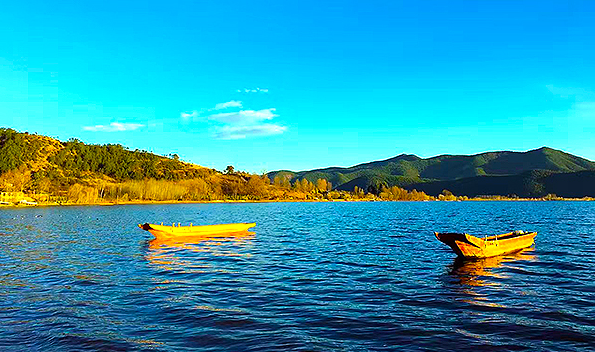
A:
[0,128,218,197]
[0,128,213,178]
[268,147,595,194]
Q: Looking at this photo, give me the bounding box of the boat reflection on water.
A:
[148,231,255,250]
[447,249,537,308]
[450,248,536,287]
[145,231,255,271]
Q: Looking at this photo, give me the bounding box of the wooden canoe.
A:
[435,230,537,258]
[139,222,255,238]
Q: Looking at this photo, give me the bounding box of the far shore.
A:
[1,197,593,208]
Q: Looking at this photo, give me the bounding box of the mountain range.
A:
[268,147,595,198]
[2,127,595,199]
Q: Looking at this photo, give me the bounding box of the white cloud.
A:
[180,97,286,139]
[82,122,143,132]
[214,100,242,110]
[214,124,287,139]
[181,111,199,119]
[207,108,277,124]
[181,101,243,120]
[238,88,269,93]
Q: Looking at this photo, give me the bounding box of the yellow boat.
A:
[435,230,537,258]
[138,222,256,238]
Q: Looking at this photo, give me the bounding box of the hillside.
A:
[0,128,222,199]
[0,128,210,179]
[2,128,594,202]
[402,170,595,198]
[269,147,595,193]
[0,128,348,204]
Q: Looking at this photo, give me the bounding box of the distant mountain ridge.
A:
[3,127,594,199]
[268,147,595,196]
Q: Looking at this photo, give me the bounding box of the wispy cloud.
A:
[214,124,287,139]
[181,111,199,119]
[214,100,243,110]
[208,108,285,139]
[236,88,269,93]
[181,101,244,120]
[82,122,143,132]
[181,98,286,139]
[207,108,277,124]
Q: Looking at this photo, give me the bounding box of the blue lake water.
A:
[1,201,594,351]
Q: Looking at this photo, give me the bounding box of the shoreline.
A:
[1,197,593,208]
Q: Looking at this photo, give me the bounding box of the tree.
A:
[185,178,211,200]
[281,177,291,189]
[225,165,235,174]
[261,174,271,185]
[379,185,413,200]
[316,178,328,192]
[300,178,313,193]
[439,189,456,201]
[0,165,31,192]
[245,175,267,199]
[36,177,52,194]
[354,186,365,198]
[273,175,282,187]
[441,189,453,197]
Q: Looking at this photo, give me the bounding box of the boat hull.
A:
[435,231,536,258]
[139,222,256,238]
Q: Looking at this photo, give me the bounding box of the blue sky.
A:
[1,1,594,172]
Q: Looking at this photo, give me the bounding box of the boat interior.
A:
[482,231,534,241]
[437,231,534,242]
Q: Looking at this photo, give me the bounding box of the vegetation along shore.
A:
[1,128,594,206]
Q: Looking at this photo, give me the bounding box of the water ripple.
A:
[1,201,595,351]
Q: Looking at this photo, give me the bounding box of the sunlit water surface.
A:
[1,202,594,351]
